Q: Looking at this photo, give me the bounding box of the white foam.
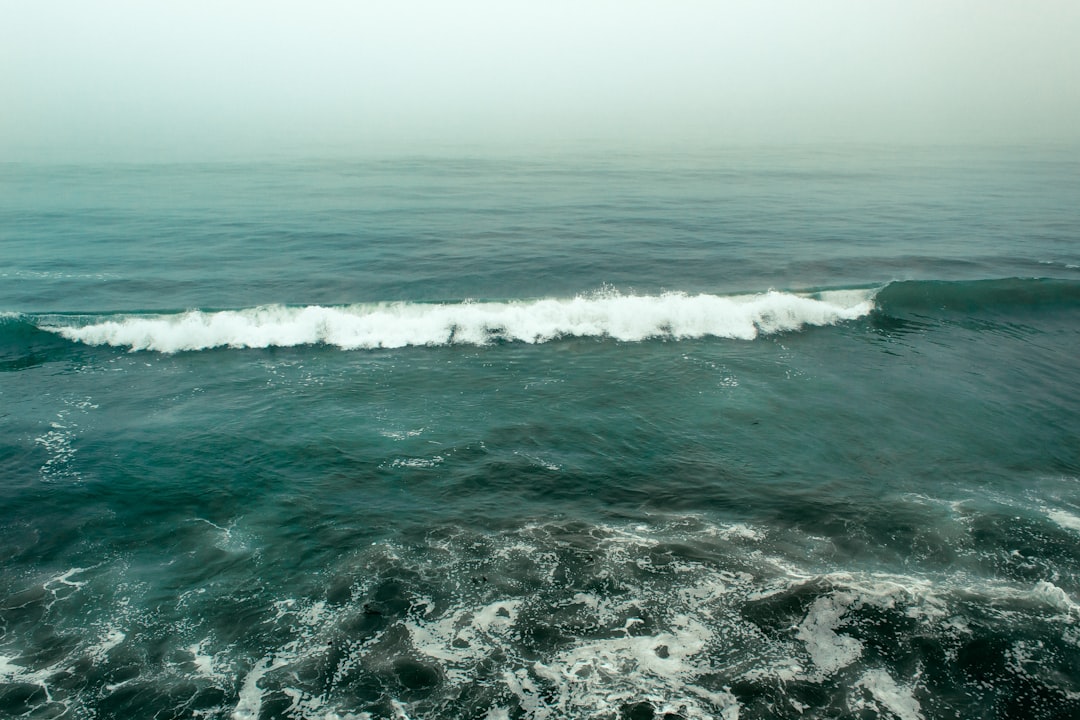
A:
[1031,581,1080,615]
[1046,508,1080,533]
[25,515,1080,718]
[711,523,764,541]
[401,558,744,720]
[0,654,30,683]
[188,641,220,679]
[514,451,561,471]
[233,657,274,720]
[0,654,60,708]
[408,599,524,679]
[743,572,949,685]
[796,592,863,678]
[232,650,319,720]
[44,289,876,353]
[88,628,125,662]
[851,668,924,720]
[951,578,1080,618]
[509,613,738,720]
[39,567,90,611]
[380,428,426,441]
[386,456,444,469]
[35,423,79,481]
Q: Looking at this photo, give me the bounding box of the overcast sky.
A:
[2,1,1078,160]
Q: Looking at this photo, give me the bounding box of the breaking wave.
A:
[8,277,1077,355]
[34,289,875,353]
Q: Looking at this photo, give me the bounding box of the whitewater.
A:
[41,289,876,352]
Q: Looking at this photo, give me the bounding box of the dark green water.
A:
[2,147,1079,718]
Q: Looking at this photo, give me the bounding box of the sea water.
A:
[1,145,1079,719]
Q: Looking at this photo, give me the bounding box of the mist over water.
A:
[2,1,1079,161]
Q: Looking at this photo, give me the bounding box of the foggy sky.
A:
[2,0,1079,160]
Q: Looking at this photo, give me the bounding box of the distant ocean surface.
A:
[2,146,1079,719]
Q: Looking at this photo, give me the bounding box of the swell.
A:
[874,277,1080,318]
[0,312,74,370]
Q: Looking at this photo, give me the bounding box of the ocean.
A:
[1,145,1079,719]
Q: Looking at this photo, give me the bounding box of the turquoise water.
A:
[2,146,1079,719]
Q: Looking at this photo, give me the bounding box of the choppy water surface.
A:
[2,146,1079,718]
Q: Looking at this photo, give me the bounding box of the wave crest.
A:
[42,290,875,353]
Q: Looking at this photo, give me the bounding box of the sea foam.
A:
[44,289,875,353]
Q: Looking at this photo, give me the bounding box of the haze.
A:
[2,0,1078,160]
